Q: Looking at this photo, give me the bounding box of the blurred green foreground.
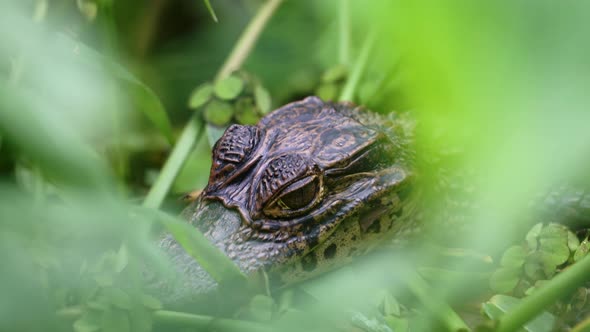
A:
[1,1,590,331]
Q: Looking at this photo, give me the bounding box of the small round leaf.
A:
[235,97,259,125]
[189,83,213,109]
[490,267,521,293]
[214,75,244,100]
[500,245,527,268]
[203,100,234,126]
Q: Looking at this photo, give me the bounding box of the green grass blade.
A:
[203,0,219,23]
[144,208,247,285]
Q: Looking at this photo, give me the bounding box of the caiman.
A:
[157,96,590,307]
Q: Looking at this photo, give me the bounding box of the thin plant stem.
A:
[143,0,283,208]
[496,254,590,332]
[215,0,283,81]
[338,0,350,65]
[339,30,376,102]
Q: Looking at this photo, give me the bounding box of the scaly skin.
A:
[158,96,418,306]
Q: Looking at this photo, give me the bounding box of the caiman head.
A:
[159,96,415,304]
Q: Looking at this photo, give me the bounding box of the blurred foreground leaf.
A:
[55,34,175,145]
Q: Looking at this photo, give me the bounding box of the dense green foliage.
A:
[1,1,590,331]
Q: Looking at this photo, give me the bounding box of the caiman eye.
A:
[263,176,323,218]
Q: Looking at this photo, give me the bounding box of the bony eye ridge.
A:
[263,175,323,218]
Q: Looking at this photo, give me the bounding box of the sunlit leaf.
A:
[189,83,214,109]
[214,75,244,100]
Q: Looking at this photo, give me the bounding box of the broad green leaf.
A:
[214,75,244,100]
[203,100,234,126]
[538,240,570,267]
[484,295,555,332]
[539,223,567,242]
[56,34,175,145]
[254,85,272,114]
[526,223,543,250]
[189,83,213,109]
[490,267,521,293]
[500,246,527,268]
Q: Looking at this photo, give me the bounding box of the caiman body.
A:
[159,96,418,305]
[158,96,590,306]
